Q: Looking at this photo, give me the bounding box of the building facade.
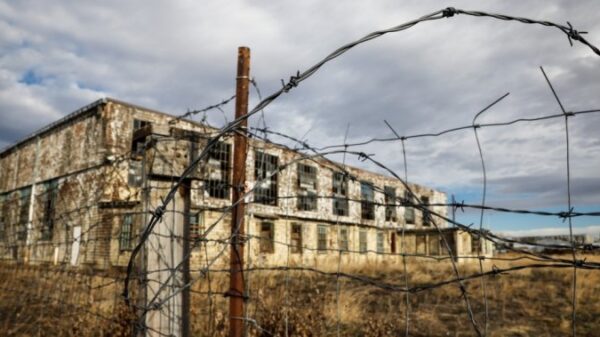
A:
[0,98,492,272]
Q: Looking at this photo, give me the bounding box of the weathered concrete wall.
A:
[0,108,104,193]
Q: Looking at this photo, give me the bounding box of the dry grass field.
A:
[1,254,600,336]
[191,254,600,337]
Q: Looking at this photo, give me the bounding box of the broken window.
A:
[360,182,375,220]
[128,160,143,187]
[404,191,415,224]
[41,180,58,241]
[384,186,397,222]
[131,119,151,159]
[317,225,328,252]
[254,151,278,206]
[359,229,367,253]
[297,163,317,211]
[377,231,385,253]
[332,172,348,216]
[119,214,134,251]
[134,119,150,131]
[338,227,349,252]
[290,223,302,254]
[421,196,431,226]
[259,221,274,253]
[206,142,231,199]
[18,187,31,241]
[189,211,205,242]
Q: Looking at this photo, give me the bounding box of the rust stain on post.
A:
[229,46,250,337]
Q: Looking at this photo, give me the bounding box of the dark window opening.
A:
[131,119,151,159]
[18,188,31,241]
[134,119,150,131]
[189,211,205,242]
[206,142,231,199]
[421,196,431,226]
[254,151,278,206]
[384,186,397,222]
[404,191,415,224]
[119,214,134,251]
[41,180,58,241]
[259,222,274,253]
[390,232,397,254]
[290,223,302,254]
[360,182,375,220]
[297,163,317,211]
[332,172,348,216]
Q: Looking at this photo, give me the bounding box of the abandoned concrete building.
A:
[0,98,494,272]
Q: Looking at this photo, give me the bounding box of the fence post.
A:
[229,46,250,337]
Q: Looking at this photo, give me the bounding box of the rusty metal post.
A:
[229,46,250,337]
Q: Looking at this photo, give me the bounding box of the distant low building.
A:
[498,233,595,253]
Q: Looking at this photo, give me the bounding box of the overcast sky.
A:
[1,1,599,234]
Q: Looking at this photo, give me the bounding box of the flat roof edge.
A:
[0,98,108,156]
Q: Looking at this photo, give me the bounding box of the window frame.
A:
[290,223,303,254]
[189,211,205,242]
[338,227,349,252]
[359,229,368,254]
[206,142,232,199]
[131,119,151,159]
[296,163,318,211]
[41,180,58,241]
[384,186,397,222]
[317,225,328,253]
[421,196,432,226]
[128,160,143,187]
[404,191,415,224]
[360,181,375,220]
[259,221,275,253]
[18,187,31,241]
[254,151,279,206]
[332,172,349,216]
[119,214,134,251]
[376,231,385,253]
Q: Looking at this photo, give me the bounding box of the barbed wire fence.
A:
[0,6,599,337]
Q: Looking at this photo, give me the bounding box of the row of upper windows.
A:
[129,120,435,225]
[232,149,432,225]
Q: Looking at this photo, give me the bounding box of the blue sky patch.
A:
[19,69,44,85]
